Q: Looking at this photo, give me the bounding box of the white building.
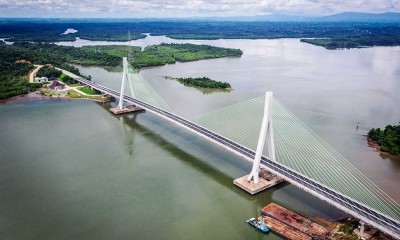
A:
[34,77,48,83]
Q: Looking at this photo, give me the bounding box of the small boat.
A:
[246,217,270,233]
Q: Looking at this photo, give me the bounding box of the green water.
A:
[1,37,400,239]
[0,98,347,239]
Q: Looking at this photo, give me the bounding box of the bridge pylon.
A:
[233,91,284,194]
[247,91,274,184]
[110,57,144,115]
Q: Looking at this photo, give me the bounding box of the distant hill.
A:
[204,12,400,22]
[215,14,311,22]
[320,12,400,22]
[2,12,399,22]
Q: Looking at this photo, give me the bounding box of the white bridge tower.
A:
[117,57,129,109]
[109,56,143,115]
[247,91,276,184]
[234,91,283,194]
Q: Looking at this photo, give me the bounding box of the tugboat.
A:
[246,217,270,233]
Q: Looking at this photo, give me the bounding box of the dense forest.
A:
[0,60,40,99]
[1,42,242,68]
[0,43,81,99]
[0,41,241,99]
[166,76,231,89]
[1,20,400,49]
[36,65,62,78]
[130,43,242,68]
[368,124,400,155]
[301,34,400,49]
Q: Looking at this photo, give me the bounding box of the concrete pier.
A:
[234,169,284,195]
[110,105,144,115]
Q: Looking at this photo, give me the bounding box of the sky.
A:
[0,0,399,18]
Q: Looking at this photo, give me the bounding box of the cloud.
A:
[0,0,399,17]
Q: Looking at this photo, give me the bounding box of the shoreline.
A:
[0,91,112,105]
[365,135,400,161]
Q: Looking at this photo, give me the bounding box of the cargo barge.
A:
[260,216,312,240]
[262,203,329,239]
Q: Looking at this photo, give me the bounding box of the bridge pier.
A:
[233,169,285,195]
[234,92,284,194]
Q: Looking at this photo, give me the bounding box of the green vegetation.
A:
[0,79,41,99]
[0,20,145,42]
[65,89,82,98]
[60,74,76,85]
[0,40,241,99]
[0,42,81,75]
[0,59,41,99]
[0,42,84,99]
[368,123,400,155]
[36,65,62,78]
[135,43,242,68]
[1,42,242,69]
[166,76,231,89]
[83,43,242,68]
[78,87,101,95]
[331,219,359,240]
[301,35,400,49]
[1,20,400,49]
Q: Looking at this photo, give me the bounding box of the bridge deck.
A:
[75,78,400,238]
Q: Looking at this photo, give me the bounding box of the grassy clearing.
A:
[66,89,82,98]
[78,86,101,95]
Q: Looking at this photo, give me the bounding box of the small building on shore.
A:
[48,80,65,91]
[34,77,48,83]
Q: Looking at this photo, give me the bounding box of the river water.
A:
[1,36,399,239]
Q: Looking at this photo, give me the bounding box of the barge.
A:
[262,203,329,239]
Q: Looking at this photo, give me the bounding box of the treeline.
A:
[36,66,76,84]
[0,21,145,42]
[0,41,241,99]
[133,43,242,68]
[1,43,81,75]
[170,77,231,89]
[78,43,242,68]
[301,34,400,49]
[3,42,242,69]
[36,65,62,78]
[0,61,41,99]
[368,123,400,155]
[0,43,83,99]
[11,42,122,67]
[1,20,400,49]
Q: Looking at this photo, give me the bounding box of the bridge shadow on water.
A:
[97,102,289,203]
[97,102,349,220]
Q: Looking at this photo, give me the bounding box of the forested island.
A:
[1,20,400,49]
[301,36,400,49]
[165,76,232,89]
[368,123,400,155]
[0,42,241,99]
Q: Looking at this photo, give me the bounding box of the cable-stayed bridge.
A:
[73,58,399,238]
